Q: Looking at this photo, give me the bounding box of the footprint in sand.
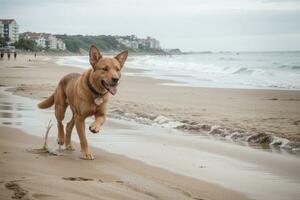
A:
[32,193,54,198]
[62,177,94,181]
[5,182,28,199]
[293,120,300,125]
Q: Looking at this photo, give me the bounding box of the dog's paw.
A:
[89,123,100,134]
[65,144,75,151]
[57,138,64,145]
[80,153,95,160]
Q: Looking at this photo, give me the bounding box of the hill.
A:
[55,34,129,53]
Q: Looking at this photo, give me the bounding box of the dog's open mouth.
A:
[101,80,117,95]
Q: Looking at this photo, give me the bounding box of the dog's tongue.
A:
[107,86,117,95]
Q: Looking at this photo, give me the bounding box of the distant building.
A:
[45,34,57,49]
[57,38,66,50]
[21,32,65,50]
[138,36,160,49]
[36,36,47,48]
[21,32,47,48]
[146,36,160,49]
[0,21,3,38]
[0,19,19,43]
[117,35,161,50]
[117,38,139,49]
[129,40,139,49]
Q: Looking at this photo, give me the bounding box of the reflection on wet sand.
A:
[0,90,46,128]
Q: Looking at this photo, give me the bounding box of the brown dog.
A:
[38,45,128,160]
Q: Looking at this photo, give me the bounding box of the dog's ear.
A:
[115,50,128,68]
[89,45,102,68]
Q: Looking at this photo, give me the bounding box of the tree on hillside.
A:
[14,38,38,51]
[0,37,7,47]
[56,34,129,53]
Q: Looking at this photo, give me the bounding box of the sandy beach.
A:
[1,54,300,142]
[1,54,300,200]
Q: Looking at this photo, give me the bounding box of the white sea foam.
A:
[153,116,184,128]
[108,108,300,151]
[271,136,290,147]
[56,56,89,69]
[57,51,300,90]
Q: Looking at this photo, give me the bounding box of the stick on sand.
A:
[27,120,62,156]
[43,120,53,150]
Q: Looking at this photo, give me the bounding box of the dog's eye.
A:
[102,67,108,71]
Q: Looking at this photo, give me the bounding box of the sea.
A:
[57,51,300,90]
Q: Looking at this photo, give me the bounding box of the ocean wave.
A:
[108,108,300,152]
[217,57,240,61]
[233,67,254,74]
[56,56,89,69]
[278,65,300,70]
[57,53,300,90]
[292,66,300,70]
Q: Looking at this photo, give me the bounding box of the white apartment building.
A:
[0,19,19,43]
[57,39,66,50]
[0,21,3,38]
[118,35,161,50]
[117,38,139,49]
[145,36,160,49]
[22,32,66,50]
[36,36,47,48]
[46,34,57,49]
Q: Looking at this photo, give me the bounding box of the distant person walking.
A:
[14,52,17,60]
[34,53,36,58]
[7,52,11,60]
[0,51,4,60]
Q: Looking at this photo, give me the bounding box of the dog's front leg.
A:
[75,115,94,160]
[89,104,107,134]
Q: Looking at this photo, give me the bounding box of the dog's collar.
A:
[87,78,107,97]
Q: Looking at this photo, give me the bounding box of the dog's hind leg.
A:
[55,104,67,145]
[54,89,68,146]
[65,113,75,150]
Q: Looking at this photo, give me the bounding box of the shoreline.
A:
[0,54,300,149]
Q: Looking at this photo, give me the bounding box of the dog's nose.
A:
[112,77,119,84]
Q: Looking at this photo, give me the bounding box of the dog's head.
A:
[89,45,128,95]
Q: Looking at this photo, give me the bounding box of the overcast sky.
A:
[1,0,300,51]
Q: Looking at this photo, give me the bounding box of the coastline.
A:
[1,54,299,147]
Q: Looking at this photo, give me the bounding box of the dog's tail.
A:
[38,93,54,109]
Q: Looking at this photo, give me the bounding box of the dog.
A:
[38,45,128,160]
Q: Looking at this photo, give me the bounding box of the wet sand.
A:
[1,127,250,200]
[0,89,251,200]
[0,83,300,200]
